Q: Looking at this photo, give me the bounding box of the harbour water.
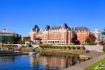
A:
[0,53,79,70]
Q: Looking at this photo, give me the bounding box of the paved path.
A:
[65,53,105,70]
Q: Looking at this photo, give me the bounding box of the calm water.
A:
[0,53,79,70]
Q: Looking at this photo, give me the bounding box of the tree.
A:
[102,28,105,45]
[102,28,105,35]
[103,45,105,52]
[71,31,80,45]
[14,34,22,44]
[85,37,91,45]
[85,37,96,45]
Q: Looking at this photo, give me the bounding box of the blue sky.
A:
[0,0,105,36]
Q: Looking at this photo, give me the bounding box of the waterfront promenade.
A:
[65,53,105,70]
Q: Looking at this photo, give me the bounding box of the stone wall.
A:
[85,45,103,52]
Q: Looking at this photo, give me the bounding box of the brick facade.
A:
[30,23,95,45]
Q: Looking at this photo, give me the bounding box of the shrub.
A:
[81,46,85,50]
[60,46,63,49]
[64,46,67,49]
[68,46,71,50]
[39,44,52,49]
[21,45,27,48]
[72,46,76,50]
[77,47,81,50]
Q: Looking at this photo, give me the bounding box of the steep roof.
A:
[45,23,70,30]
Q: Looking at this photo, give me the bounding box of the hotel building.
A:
[30,23,95,45]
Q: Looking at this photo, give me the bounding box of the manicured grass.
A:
[85,58,105,70]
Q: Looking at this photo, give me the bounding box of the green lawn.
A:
[85,58,105,70]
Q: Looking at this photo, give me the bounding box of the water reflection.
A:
[0,53,79,70]
[0,56,15,64]
[30,53,79,70]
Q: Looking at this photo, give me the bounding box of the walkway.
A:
[65,53,105,70]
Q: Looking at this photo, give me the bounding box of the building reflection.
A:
[29,53,78,70]
[0,56,15,64]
